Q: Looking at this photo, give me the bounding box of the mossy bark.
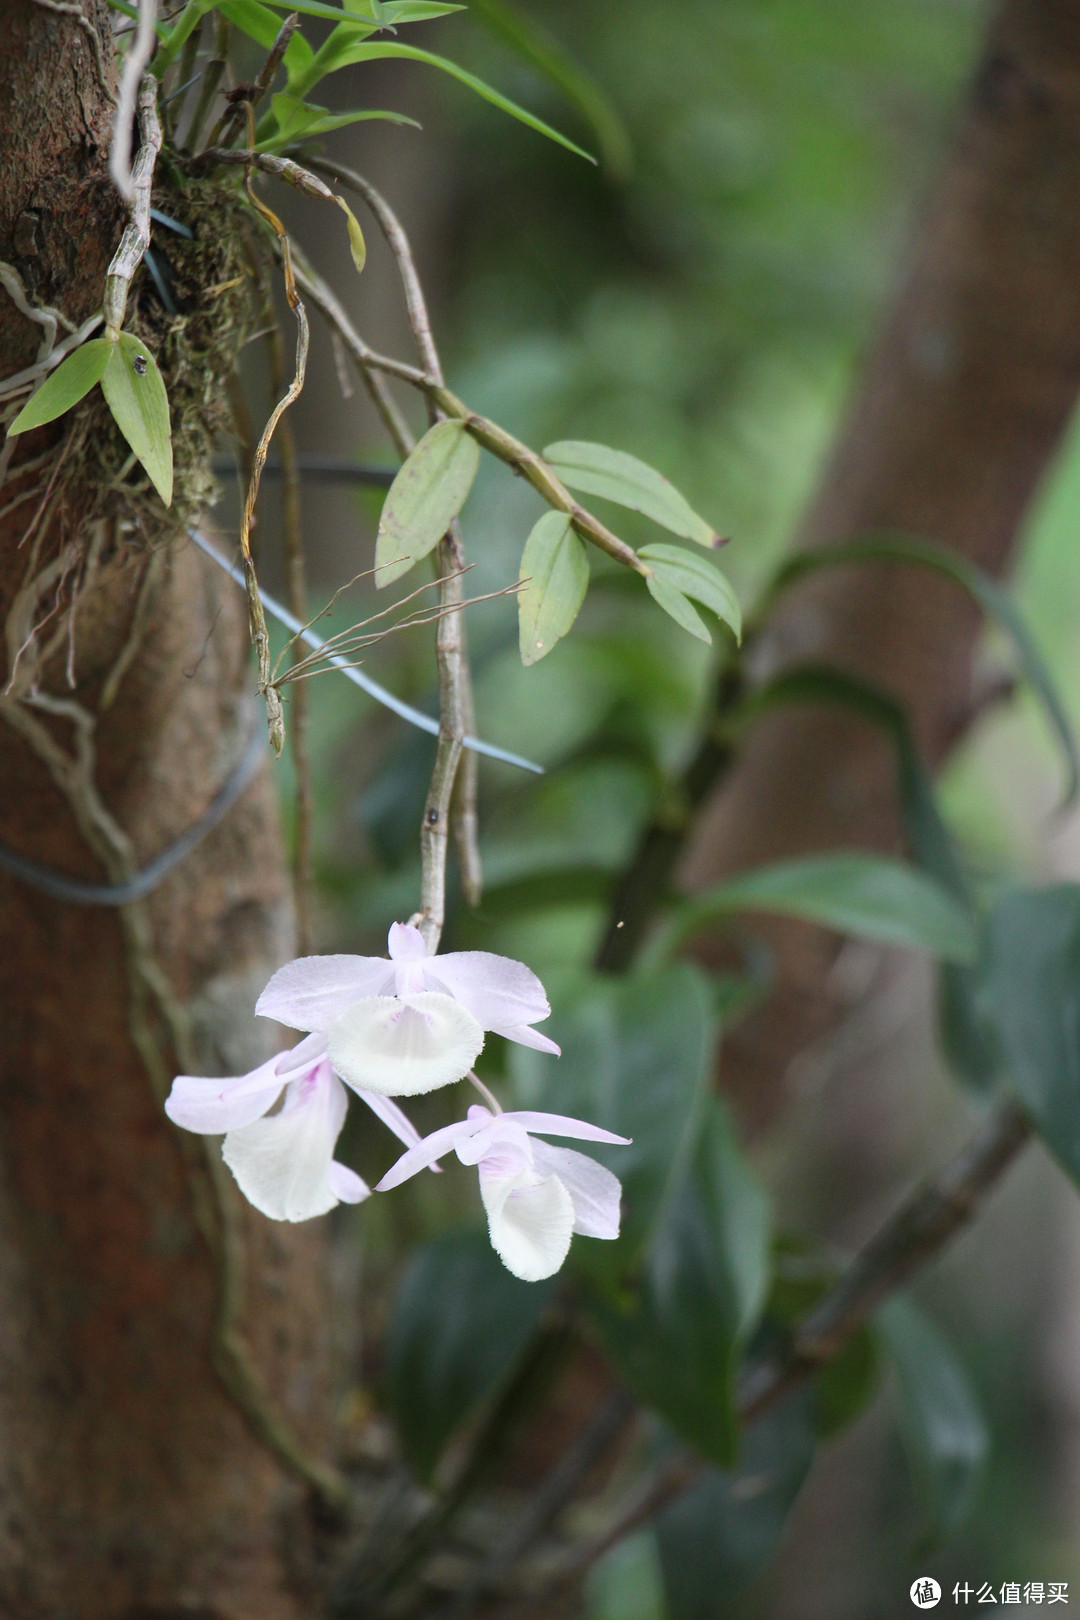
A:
[0,7,334,1615]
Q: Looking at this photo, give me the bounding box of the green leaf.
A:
[262,0,462,16]
[8,340,113,435]
[151,0,216,76]
[769,534,1080,809]
[336,198,367,272]
[650,853,979,967]
[321,43,596,162]
[980,884,1080,1183]
[763,1236,881,1439]
[815,1325,881,1439]
[382,1229,556,1482]
[217,0,290,47]
[510,964,714,1276]
[260,92,420,150]
[544,440,719,547]
[655,1394,817,1619]
[464,0,632,179]
[879,1298,988,1546]
[590,1099,770,1467]
[375,419,480,588]
[639,543,741,643]
[100,334,173,507]
[517,511,589,666]
[645,572,710,643]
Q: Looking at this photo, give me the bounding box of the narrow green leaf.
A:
[258,95,420,149]
[879,1298,988,1546]
[980,884,1080,1184]
[100,334,173,507]
[769,534,1080,809]
[517,511,589,666]
[326,43,596,161]
[262,0,462,16]
[640,543,741,643]
[150,0,216,76]
[651,853,978,967]
[656,1394,817,1619]
[589,1099,770,1467]
[645,573,710,643]
[375,419,480,588]
[216,0,290,47]
[465,0,632,178]
[382,1230,556,1481]
[8,339,113,435]
[544,440,719,547]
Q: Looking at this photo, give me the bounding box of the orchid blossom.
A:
[254,923,560,1098]
[377,1103,631,1282]
[164,1032,423,1223]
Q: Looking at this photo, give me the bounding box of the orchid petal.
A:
[329,1160,371,1204]
[480,1163,574,1282]
[376,1118,479,1190]
[489,1023,562,1055]
[501,1110,632,1146]
[276,1030,328,1075]
[354,1087,424,1151]
[388,922,426,960]
[256,954,394,1031]
[529,1142,622,1240]
[221,1069,348,1222]
[328,992,485,1097]
[165,1053,285,1135]
[424,951,551,1033]
[453,1117,533,1167]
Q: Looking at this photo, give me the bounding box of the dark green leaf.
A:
[655,1394,817,1619]
[646,572,711,642]
[589,1099,770,1466]
[382,1229,556,1481]
[8,339,113,435]
[814,1325,881,1438]
[465,0,632,177]
[651,853,978,967]
[544,440,719,547]
[100,334,173,507]
[375,418,480,588]
[328,43,596,161]
[769,535,1079,809]
[879,1298,988,1545]
[981,884,1080,1182]
[509,964,714,1274]
[517,511,590,665]
[640,543,741,643]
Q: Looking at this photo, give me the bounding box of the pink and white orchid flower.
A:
[377,1104,631,1282]
[255,923,560,1099]
[164,1032,423,1223]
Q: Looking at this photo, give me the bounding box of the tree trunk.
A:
[680,0,1080,1129]
[0,8,334,1615]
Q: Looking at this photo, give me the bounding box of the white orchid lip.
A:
[480,1165,575,1282]
[327,991,485,1097]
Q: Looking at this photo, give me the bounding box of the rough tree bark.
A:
[0,7,333,1616]
[681,0,1080,1128]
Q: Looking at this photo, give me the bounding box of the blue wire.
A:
[188,529,544,776]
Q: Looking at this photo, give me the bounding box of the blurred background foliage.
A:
[217,0,1080,1611]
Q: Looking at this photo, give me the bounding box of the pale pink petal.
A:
[454,1117,533,1167]
[424,951,551,1033]
[375,1118,480,1190]
[221,1069,349,1222]
[256,954,394,1031]
[354,1087,424,1151]
[489,1023,561,1055]
[165,1054,285,1135]
[529,1142,622,1240]
[388,922,426,960]
[502,1110,632,1146]
[329,1160,371,1204]
[276,1030,328,1075]
[328,992,485,1097]
[479,1162,574,1281]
